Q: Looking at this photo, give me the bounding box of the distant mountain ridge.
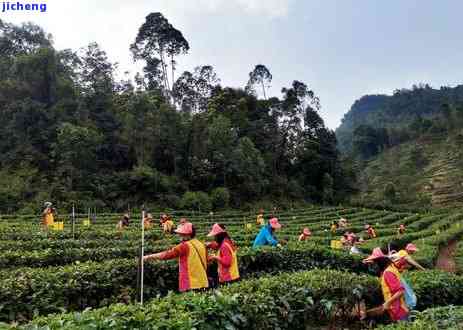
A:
[336,84,463,153]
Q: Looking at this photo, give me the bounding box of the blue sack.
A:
[401,278,417,310]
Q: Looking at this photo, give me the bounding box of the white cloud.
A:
[155,0,291,18]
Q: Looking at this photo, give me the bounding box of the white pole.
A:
[141,206,145,305]
[72,204,75,239]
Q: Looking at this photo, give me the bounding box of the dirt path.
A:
[436,239,458,272]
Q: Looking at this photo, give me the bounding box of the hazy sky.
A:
[3,0,463,129]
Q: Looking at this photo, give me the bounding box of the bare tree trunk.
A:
[159,50,171,100]
[261,81,267,100]
[171,55,175,90]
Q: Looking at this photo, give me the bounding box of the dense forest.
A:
[0,14,354,213]
[336,84,463,158]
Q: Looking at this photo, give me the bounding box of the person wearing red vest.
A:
[143,222,209,292]
[397,224,406,236]
[298,227,311,241]
[206,223,240,284]
[365,224,377,239]
[363,247,409,322]
[390,243,425,272]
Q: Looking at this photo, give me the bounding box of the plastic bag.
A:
[401,277,417,310]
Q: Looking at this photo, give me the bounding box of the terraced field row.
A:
[1,205,463,329]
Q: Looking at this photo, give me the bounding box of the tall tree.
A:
[130,12,189,98]
[246,64,272,100]
[173,65,220,113]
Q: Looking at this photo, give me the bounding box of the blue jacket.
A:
[253,224,278,248]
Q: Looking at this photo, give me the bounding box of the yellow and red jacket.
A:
[208,239,240,283]
[159,239,209,292]
[42,208,54,226]
[367,227,377,238]
[380,264,409,321]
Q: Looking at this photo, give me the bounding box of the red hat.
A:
[363,247,387,263]
[406,243,418,253]
[207,223,226,237]
[175,222,193,235]
[303,228,311,236]
[269,218,282,229]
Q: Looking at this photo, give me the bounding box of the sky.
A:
[2,0,463,129]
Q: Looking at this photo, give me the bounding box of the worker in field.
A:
[206,223,240,285]
[388,243,423,310]
[365,224,377,239]
[116,213,130,230]
[256,209,265,226]
[390,243,425,271]
[338,217,348,228]
[340,232,349,247]
[253,217,282,248]
[143,221,209,292]
[143,213,153,229]
[330,221,338,234]
[298,227,312,241]
[397,224,406,236]
[41,202,55,229]
[160,213,175,234]
[349,236,363,255]
[363,247,409,322]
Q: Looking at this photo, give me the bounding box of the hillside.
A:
[336,84,463,153]
[353,132,463,208]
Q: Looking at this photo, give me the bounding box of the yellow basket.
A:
[83,219,90,226]
[53,222,64,231]
[330,240,343,249]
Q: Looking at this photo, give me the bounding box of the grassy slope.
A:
[353,133,463,209]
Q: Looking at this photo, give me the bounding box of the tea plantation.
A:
[1,206,462,329]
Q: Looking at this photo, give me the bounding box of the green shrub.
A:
[14,269,380,330]
[377,306,463,330]
[0,243,371,322]
[180,191,212,211]
[210,187,230,210]
[196,191,212,211]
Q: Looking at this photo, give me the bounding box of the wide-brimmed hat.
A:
[269,217,282,229]
[363,247,388,263]
[175,222,193,235]
[207,223,226,237]
[146,213,153,219]
[303,227,311,236]
[44,202,52,207]
[405,243,418,252]
[364,224,371,230]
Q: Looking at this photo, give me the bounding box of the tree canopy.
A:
[0,14,352,212]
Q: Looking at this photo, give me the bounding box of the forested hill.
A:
[0,15,353,213]
[336,84,463,154]
[336,84,463,208]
